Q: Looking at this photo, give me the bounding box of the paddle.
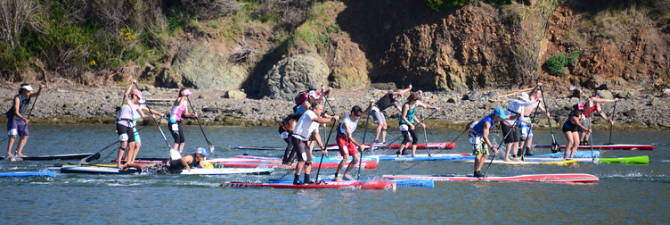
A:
[314,118,337,183]
[357,102,373,181]
[588,116,595,162]
[133,83,181,160]
[186,96,215,154]
[540,86,560,153]
[77,120,157,166]
[520,95,543,161]
[419,108,439,157]
[484,119,517,178]
[605,101,617,145]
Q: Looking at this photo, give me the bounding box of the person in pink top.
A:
[168,87,198,154]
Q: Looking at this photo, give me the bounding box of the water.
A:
[1,124,669,224]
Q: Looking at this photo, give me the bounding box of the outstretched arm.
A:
[393,84,413,96]
[28,84,45,98]
[122,80,136,105]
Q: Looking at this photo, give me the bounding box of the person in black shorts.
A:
[562,104,590,159]
[370,84,412,144]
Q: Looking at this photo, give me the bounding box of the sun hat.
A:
[517,92,529,101]
[132,89,144,100]
[308,90,320,100]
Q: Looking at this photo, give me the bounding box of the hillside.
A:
[1,0,669,99]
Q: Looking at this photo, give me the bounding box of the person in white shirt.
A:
[501,92,539,161]
[334,103,372,181]
[291,102,339,185]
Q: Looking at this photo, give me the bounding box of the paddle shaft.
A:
[357,102,373,181]
[132,84,174,154]
[419,109,438,157]
[484,119,518,178]
[608,101,617,144]
[589,116,595,162]
[520,94,542,160]
[315,118,337,182]
[540,86,560,152]
[186,96,214,152]
[78,120,157,166]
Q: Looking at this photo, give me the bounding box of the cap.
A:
[308,84,318,91]
[132,89,144,100]
[196,147,208,156]
[181,89,192,96]
[573,103,584,110]
[308,90,320,100]
[493,108,507,120]
[517,92,529,101]
[20,85,33,92]
[595,91,605,98]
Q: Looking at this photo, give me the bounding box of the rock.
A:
[614,77,628,86]
[623,109,637,117]
[645,94,654,100]
[145,85,156,93]
[259,54,330,100]
[570,89,581,98]
[649,98,662,106]
[597,82,613,90]
[484,91,498,100]
[598,90,614,99]
[202,107,224,113]
[662,89,670,97]
[462,90,481,101]
[586,76,606,89]
[371,83,397,90]
[447,98,456,103]
[618,89,639,99]
[226,90,247,99]
[171,42,248,90]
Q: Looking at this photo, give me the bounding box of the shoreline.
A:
[0,83,668,131]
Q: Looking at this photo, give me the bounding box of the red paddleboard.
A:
[535,144,654,151]
[221,180,396,190]
[324,142,455,150]
[382,173,599,183]
[219,160,378,169]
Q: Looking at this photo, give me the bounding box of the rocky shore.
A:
[1,82,668,130]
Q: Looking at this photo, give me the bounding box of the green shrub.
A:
[546,50,580,76]
[425,0,512,12]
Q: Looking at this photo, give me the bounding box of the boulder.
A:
[618,89,639,99]
[570,89,581,98]
[447,98,456,103]
[171,42,248,90]
[662,89,670,97]
[597,82,613,90]
[649,98,662,106]
[226,90,247,99]
[622,109,637,117]
[598,90,614,99]
[259,54,330,100]
[462,90,481,101]
[586,76,606,89]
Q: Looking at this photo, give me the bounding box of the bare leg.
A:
[411,144,418,157]
[564,131,574,159]
[374,123,382,142]
[335,154,349,181]
[504,142,513,161]
[381,123,388,143]
[117,141,128,168]
[511,142,520,161]
[343,154,359,180]
[129,142,141,163]
[295,161,305,176]
[173,143,180,153]
[15,136,29,157]
[6,136,16,157]
[397,143,409,157]
[177,143,185,154]
[569,132,580,158]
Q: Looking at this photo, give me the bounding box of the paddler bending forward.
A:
[291,102,338,185]
[121,147,209,174]
[334,103,372,181]
[469,108,506,178]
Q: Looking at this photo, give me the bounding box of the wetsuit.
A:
[164,154,201,174]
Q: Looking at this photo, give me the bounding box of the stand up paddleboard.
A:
[0,171,57,178]
[535,144,653,151]
[0,153,99,161]
[222,180,397,190]
[382,173,598,183]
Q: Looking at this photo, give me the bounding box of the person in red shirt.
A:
[579,91,620,145]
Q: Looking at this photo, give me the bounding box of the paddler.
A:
[334,103,372,181]
[519,84,550,156]
[291,102,338,185]
[168,87,198,154]
[396,92,440,157]
[127,98,163,164]
[502,92,539,161]
[278,113,301,165]
[371,84,412,144]
[579,91,620,145]
[5,83,45,158]
[469,108,506,178]
[294,84,330,114]
[115,80,154,169]
[122,147,209,174]
[563,104,591,159]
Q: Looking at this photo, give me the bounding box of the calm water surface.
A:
[1,124,669,224]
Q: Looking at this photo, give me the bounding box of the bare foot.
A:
[17,154,27,157]
[411,155,416,158]
[343,174,353,180]
[335,177,344,182]
[504,159,512,162]
[512,158,521,161]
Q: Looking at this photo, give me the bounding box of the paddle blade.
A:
[209,143,215,154]
[170,149,182,160]
[551,142,560,153]
[85,153,101,163]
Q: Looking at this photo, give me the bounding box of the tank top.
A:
[169,102,186,123]
[399,102,416,124]
[563,111,579,129]
[338,114,359,137]
[470,114,497,137]
[5,94,30,119]
[583,105,598,118]
[117,103,135,127]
